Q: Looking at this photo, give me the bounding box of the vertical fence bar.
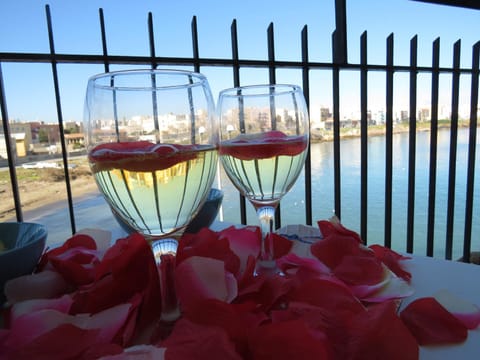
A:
[230,19,247,225]
[406,35,418,254]
[360,31,368,242]
[332,33,342,220]
[301,25,313,226]
[148,13,157,69]
[45,5,76,235]
[99,8,110,73]
[427,38,440,257]
[462,41,480,263]
[445,40,461,260]
[384,33,394,249]
[267,22,281,229]
[191,16,200,73]
[0,63,22,221]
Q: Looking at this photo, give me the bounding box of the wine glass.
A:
[217,84,309,273]
[83,69,218,319]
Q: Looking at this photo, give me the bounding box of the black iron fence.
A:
[0,5,478,261]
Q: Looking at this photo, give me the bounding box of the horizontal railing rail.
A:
[0,5,478,262]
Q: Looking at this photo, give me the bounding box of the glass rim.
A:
[87,68,208,91]
[218,83,302,98]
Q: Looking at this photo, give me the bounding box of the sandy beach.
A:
[0,162,99,222]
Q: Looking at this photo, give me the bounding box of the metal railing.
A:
[0,4,478,262]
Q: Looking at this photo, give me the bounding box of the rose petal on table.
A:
[318,218,363,244]
[219,225,261,272]
[10,294,73,323]
[345,301,419,360]
[368,244,412,282]
[99,345,166,359]
[268,233,293,259]
[4,303,131,349]
[276,253,330,279]
[288,277,365,325]
[311,232,371,270]
[178,227,241,275]
[249,319,330,360]
[359,273,414,303]
[49,247,101,286]
[4,270,69,304]
[333,255,386,286]
[175,256,238,312]
[71,233,161,337]
[2,323,102,359]
[433,289,480,329]
[181,297,264,351]
[162,318,242,360]
[38,233,97,270]
[400,297,468,345]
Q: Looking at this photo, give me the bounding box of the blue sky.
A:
[0,0,479,123]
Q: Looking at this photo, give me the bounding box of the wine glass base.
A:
[255,259,283,277]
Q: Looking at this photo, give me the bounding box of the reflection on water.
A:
[220,127,480,259]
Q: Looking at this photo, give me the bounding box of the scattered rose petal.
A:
[433,289,480,329]
[249,319,330,360]
[162,318,242,360]
[369,244,412,282]
[346,301,419,360]
[4,270,69,304]
[175,256,238,312]
[400,297,468,345]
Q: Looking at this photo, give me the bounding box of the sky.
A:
[0,0,479,124]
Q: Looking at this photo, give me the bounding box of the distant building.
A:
[418,108,430,122]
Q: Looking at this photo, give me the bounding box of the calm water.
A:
[218,127,480,259]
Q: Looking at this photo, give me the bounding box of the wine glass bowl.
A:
[84,69,218,320]
[84,69,218,243]
[217,84,309,270]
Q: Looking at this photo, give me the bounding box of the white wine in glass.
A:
[218,84,309,273]
[84,69,218,319]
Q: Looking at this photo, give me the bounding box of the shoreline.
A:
[1,121,474,222]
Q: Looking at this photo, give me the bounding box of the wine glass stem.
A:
[257,206,276,268]
[151,238,181,322]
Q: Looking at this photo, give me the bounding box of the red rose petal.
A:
[289,277,365,325]
[333,255,386,286]
[162,318,242,360]
[177,227,241,276]
[175,256,238,313]
[89,141,201,173]
[219,131,308,161]
[346,301,419,360]
[369,244,412,282]
[318,219,363,244]
[249,320,330,360]
[400,297,468,345]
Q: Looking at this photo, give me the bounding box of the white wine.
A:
[89,142,217,238]
[220,131,308,208]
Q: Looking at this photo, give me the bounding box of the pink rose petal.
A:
[433,289,480,329]
[4,270,69,304]
[219,226,261,272]
[99,345,166,359]
[175,256,238,313]
[10,294,73,323]
[400,297,468,345]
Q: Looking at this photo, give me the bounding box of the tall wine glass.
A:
[84,69,218,319]
[217,84,309,273]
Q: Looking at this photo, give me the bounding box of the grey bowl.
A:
[0,222,48,303]
[185,188,224,234]
[112,188,224,236]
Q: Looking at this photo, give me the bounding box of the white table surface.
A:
[402,255,480,359]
